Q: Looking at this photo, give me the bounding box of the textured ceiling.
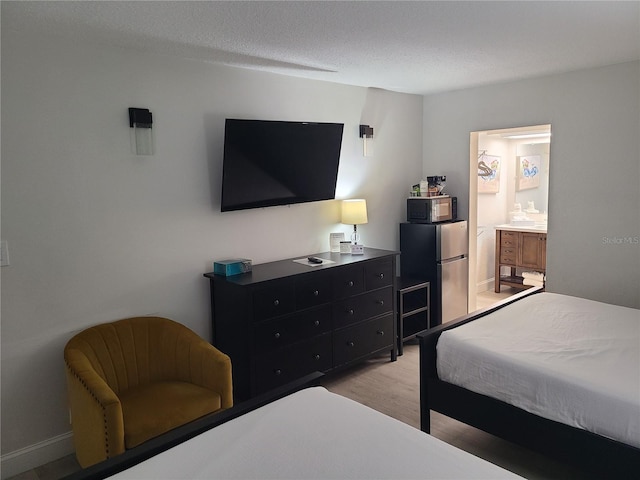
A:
[3,1,639,95]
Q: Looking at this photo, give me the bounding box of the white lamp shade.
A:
[341,199,368,225]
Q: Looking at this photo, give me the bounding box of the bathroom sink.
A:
[510,220,536,226]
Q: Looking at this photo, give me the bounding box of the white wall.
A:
[0,30,423,475]
[423,61,640,308]
[476,135,511,291]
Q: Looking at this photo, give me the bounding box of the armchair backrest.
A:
[64,316,208,394]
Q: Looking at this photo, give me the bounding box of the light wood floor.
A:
[476,287,517,309]
[11,290,592,480]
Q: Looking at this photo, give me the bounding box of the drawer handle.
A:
[347,280,354,287]
[314,354,321,361]
[347,309,355,315]
[273,299,280,306]
[313,290,319,296]
[377,330,385,336]
[376,300,384,306]
[274,332,281,339]
[378,273,385,279]
[347,341,355,347]
[314,320,320,327]
[274,369,282,376]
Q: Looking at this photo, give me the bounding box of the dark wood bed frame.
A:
[62,372,324,480]
[418,287,640,477]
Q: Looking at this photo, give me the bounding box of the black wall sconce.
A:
[129,108,153,155]
[359,124,374,157]
[359,124,374,138]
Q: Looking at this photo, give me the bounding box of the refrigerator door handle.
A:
[440,255,466,264]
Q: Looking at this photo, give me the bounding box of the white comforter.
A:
[437,292,640,448]
[109,387,521,479]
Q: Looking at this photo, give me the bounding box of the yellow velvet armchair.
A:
[64,316,232,468]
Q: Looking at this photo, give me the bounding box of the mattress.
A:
[437,292,640,448]
[108,386,521,479]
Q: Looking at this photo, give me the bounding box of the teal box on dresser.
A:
[213,259,252,276]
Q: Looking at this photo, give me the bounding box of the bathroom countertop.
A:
[495,223,547,234]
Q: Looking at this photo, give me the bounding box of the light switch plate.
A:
[1,240,10,266]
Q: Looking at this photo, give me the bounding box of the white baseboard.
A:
[1,432,74,479]
[476,278,495,293]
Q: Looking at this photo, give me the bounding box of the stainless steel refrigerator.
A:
[400,220,468,326]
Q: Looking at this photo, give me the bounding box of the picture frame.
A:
[477,153,501,194]
[330,232,345,252]
[517,155,541,191]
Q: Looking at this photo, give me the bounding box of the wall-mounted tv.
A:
[220,119,344,212]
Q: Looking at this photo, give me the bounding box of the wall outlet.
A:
[0,240,9,267]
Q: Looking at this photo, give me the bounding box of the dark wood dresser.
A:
[204,248,398,402]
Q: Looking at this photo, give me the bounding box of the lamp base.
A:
[351,225,361,244]
[350,244,364,255]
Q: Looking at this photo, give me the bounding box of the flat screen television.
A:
[220,119,344,212]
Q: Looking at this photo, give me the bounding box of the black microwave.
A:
[407,196,457,223]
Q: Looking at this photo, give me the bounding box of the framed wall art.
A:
[477,152,501,194]
[517,155,541,191]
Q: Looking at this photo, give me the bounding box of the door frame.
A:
[468,132,479,312]
[468,125,551,312]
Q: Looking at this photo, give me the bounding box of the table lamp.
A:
[341,199,368,244]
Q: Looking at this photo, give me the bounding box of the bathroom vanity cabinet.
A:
[494,226,546,292]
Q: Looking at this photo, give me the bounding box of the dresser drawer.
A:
[333,314,394,366]
[332,264,365,300]
[252,280,295,321]
[332,287,393,328]
[500,231,518,248]
[295,272,332,310]
[253,306,332,354]
[253,334,332,394]
[500,247,517,264]
[364,258,394,291]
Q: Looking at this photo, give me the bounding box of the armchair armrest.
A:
[185,340,233,409]
[65,350,125,467]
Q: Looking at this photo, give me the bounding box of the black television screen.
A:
[220,119,344,212]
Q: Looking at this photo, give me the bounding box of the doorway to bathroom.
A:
[468,125,551,313]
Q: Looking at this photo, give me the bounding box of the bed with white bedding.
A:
[66,382,521,479]
[419,288,640,476]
